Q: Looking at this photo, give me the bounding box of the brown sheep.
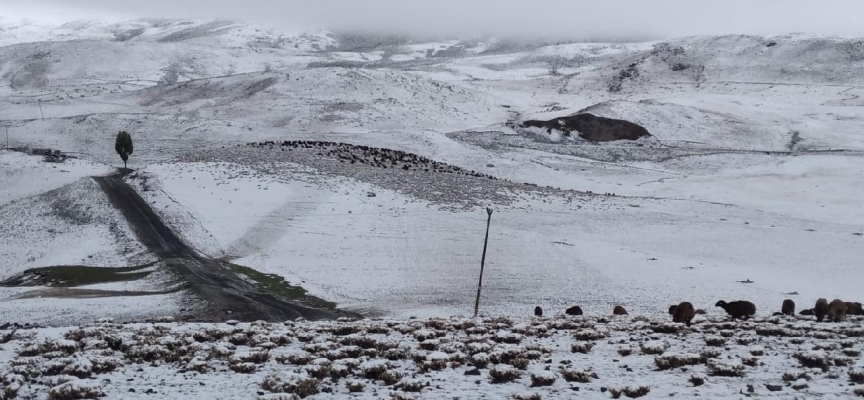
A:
[715,300,756,320]
[845,302,863,316]
[565,306,583,316]
[782,299,795,315]
[828,299,847,322]
[534,306,543,317]
[613,305,628,315]
[671,302,695,327]
[668,305,678,316]
[813,298,829,322]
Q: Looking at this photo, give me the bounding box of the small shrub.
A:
[704,336,726,347]
[700,348,721,362]
[361,360,389,380]
[782,370,811,382]
[736,337,756,345]
[559,367,597,383]
[508,358,529,370]
[261,372,320,398]
[232,350,270,364]
[655,353,702,370]
[741,357,759,367]
[707,359,746,377]
[617,347,634,357]
[304,365,331,380]
[794,351,833,370]
[471,352,489,368]
[416,360,447,373]
[346,380,364,393]
[573,329,609,341]
[230,362,257,373]
[623,386,651,398]
[47,379,104,400]
[756,327,802,337]
[608,388,623,399]
[790,338,805,345]
[849,368,864,384]
[571,342,595,354]
[396,379,425,392]
[277,351,313,365]
[813,342,841,351]
[383,348,409,360]
[489,365,522,383]
[834,357,853,367]
[512,393,542,400]
[390,392,416,400]
[689,373,706,386]
[530,371,556,387]
[651,323,684,334]
[844,349,862,357]
[854,387,864,397]
[640,341,668,355]
[379,370,402,386]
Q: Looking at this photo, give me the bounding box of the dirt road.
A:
[93,174,344,321]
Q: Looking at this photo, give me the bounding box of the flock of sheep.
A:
[533,298,863,326]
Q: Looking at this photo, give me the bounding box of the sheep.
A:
[671,302,696,327]
[613,306,628,316]
[534,306,543,317]
[845,302,863,316]
[813,298,829,322]
[668,305,678,316]
[782,299,795,316]
[565,306,583,316]
[715,300,756,320]
[828,299,847,322]
[799,308,814,316]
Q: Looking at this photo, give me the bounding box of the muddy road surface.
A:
[93,174,345,321]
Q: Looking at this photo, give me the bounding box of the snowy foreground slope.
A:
[1,316,864,399]
[0,19,863,325]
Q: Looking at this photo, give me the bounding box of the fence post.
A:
[473,207,493,318]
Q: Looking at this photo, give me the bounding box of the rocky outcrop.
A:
[521,113,651,142]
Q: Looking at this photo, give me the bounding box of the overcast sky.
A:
[5,0,864,40]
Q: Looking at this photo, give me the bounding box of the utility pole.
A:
[473,207,494,318]
[38,100,44,120]
[4,124,8,149]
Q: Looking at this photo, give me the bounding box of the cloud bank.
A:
[5,0,864,40]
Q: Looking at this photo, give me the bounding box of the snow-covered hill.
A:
[0,19,863,325]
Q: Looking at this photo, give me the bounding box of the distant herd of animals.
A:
[533,298,863,326]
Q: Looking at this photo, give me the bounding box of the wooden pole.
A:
[473,207,493,318]
[38,100,44,120]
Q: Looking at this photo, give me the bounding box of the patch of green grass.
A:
[1,263,157,287]
[226,263,338,310]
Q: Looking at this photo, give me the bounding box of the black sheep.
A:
[671,302,696,327]
[565,306,583,316]
[534,306,543,317]
[782,299,795,316]
[715,300,756,320]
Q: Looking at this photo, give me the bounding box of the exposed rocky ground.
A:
[179,141,590,211]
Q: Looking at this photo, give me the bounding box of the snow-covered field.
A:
[2,315,864,399]
[0,19,862,329]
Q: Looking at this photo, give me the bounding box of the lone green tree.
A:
[115,131,133,169]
